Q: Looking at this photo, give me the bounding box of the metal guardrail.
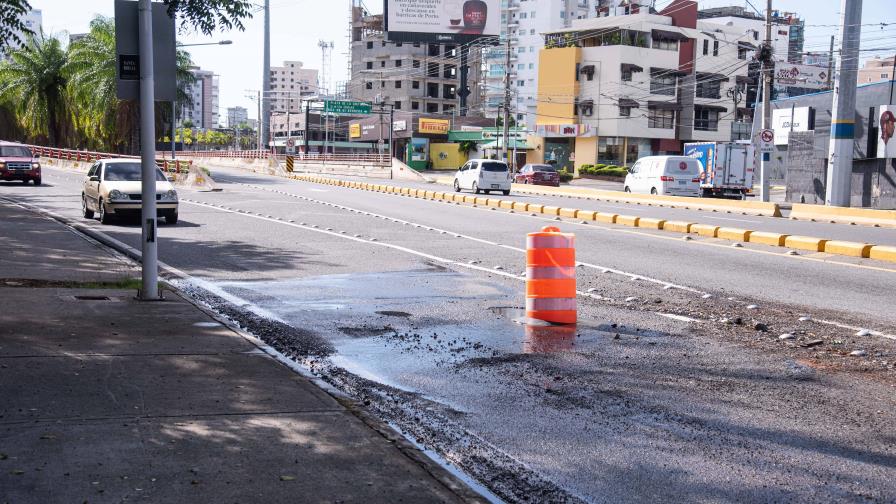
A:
[174,149,391,166]
[26,145,193,173]
[167,149,270,159]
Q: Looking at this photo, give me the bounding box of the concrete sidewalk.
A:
[0,200,479,503]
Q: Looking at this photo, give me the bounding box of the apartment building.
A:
[698,6,803,64]
[858,56,896,85]
[181,67,219,129]
[533,0,751,171]
[483,0,599,130]
[269,61,319,113]
[226,106,249,128]
[348,8,480,117]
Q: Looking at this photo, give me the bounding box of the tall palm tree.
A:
[0,31,68,146]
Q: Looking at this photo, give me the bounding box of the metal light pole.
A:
[261,0,271,150]
[137,0,158,300]
[825,0,863,207]
[759,0,772,202]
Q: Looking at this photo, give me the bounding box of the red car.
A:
[0,141,41,185]
[514,163,560,187]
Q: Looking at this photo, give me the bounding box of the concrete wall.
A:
[774,80,896,208]
[429,143,467,170]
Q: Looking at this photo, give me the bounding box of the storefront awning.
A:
[621,63,643,73]
[480,139,533,150]
[647,100,682,111]
[652,28,689,41]
[618,98,640,108]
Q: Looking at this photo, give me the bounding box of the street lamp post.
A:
[174,40,232,159]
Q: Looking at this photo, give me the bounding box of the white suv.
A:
[453,159,511,195]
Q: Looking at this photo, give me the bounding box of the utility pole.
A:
[502,10,511,167]
[758,0,773,202]
[825,0,863,207]
[137,0,158,300]
[257,90,262,153]
[261,0,271,150]
[826,35,834,89]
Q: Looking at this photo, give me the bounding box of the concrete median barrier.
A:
[690,224,720,238]
[785,236,828,252]
[637,217,666,230]
[748,231,789,247]
[869,245,896,263]
[823,240,872,258]
[616,215,640,227]
[663,221,694,233]
[559,208,578,218]
[717,228,753,242]
[790,204,896,228]
[542,206,561,216]
[512,201,529,212]
[594,212,617,224]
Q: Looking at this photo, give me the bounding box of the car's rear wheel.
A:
[98,199,112,224]
[82,194,94,219]
[473,182,480,194]
[502,189,510,196]
[453,179,461,192]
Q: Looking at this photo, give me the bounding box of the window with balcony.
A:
[650,72,676,96]
[366,61,373,69]
[395,59,402,67]
[445,45,456,57]
[652,37,677,51]
[694,107,720,131]
[394,100,402,109]
[412,80,420,89]
[426,103,439,113]
[444,65,457,78]
[443,84,456,99]
[395,80,402,89]
[648,108,674,129]
[411,101,420,110]
[413,60,420,68]
[427,62,440,78]
[428,44,440,56]
[695,78,721,99]
[427,82,439,98]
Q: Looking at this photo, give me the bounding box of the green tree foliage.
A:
[0,31,68,146]
[0,0,32,50]
[161,0,254,35]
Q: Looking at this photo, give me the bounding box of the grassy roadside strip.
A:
[291,174,896,265]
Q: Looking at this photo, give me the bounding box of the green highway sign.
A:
[324,100,371,115]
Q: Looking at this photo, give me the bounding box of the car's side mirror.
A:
[89,176,99,182]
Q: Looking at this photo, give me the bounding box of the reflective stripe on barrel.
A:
[526,226,576,324]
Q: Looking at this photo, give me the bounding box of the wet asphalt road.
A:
[3,165,896,503]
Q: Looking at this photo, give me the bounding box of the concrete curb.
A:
[790,203,896,228]
[291,174,896,265]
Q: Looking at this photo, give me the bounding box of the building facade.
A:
[181,67,219,129]
[858,56,896,85]
[269,61,319,113]
[534,0,751,172]
[226,106,249,128]
[348,7,481,119]
[1,8,42,60]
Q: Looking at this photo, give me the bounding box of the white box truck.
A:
[683,142,755,199]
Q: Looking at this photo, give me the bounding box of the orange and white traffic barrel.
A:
[526,226,576,324]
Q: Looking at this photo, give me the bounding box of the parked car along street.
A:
[624,155,702,197]
[514,163,560,187]
[453,159,512,195]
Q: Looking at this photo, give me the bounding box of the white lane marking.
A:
[813,318,896,341]
[225,183,699,294]
[181,200,610,304]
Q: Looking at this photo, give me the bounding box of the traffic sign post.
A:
[759,128,774,161]
[285,137,295,154]
[285,155,294,172]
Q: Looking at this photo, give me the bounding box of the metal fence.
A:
[26,145,193,173]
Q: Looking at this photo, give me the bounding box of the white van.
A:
[453,159,511,195]
[623,156,701,197]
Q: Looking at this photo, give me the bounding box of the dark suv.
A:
[0,141,41,185]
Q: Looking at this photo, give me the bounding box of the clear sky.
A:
[32,0,895,122]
